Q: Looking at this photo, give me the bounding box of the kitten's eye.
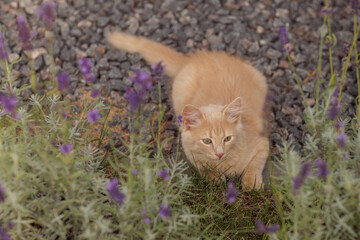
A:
[224,136,232,142]
[202,138,212,144]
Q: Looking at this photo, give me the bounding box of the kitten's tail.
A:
[107,32,187,77]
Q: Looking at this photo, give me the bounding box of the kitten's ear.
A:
[182,105,203,130]
[223,97,243,123]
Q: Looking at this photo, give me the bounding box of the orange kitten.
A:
[107,32,269,189]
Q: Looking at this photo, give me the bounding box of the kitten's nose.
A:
[216,153,224,159]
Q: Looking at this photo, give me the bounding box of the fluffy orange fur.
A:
[107,32,269,189]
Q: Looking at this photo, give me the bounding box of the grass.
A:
[186,176,278,239]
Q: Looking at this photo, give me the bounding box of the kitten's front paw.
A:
[242,174,263,190]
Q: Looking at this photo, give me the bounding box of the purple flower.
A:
[125,69,157,111]
[16,15,33,50]
[141,209,151,224]
[336,121,345,129]
[132,169,138,175]
[279,27,290,51]
[293,177,303,191]
[338,132,346,148]
[279,27,288,45]
[225,182,239,203]
[351,0,359,14]
[177,115,183,127]
[315,158,330,179]
[0,225,11,240]
[91,89,100,98]
[35,1,57,29]
[87,108,101,123]
[144,217,150,224]
[0,180,6,202]
[59,143,73,154]
[125,86,146,112]
[78,57,95,83]
[0,93,17,113]
[159,203,171,219]
[343,43,350,55]
[327,89,343,121]
[107,178,125,206]
[293,162,312,192]
[131,70,152,92]
[298,161,312,179]
[320,8,332,15]
[56,72,71,92]
[0,30,8,60]
[158,168,170,181]
[151,61,166,82]
[255,220,279,235]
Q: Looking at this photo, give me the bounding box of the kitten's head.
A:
[180,97,243,163]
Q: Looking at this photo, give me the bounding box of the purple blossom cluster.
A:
[294,158,331,191]
[320,8,332,15]
[279,27,290,52]
[315,158,330,179]
[0,179,6,202]
[338,132,347,148]
[78,57,95,83]
[107,178,125,206]
[255,220,279,235]
[35,1,57,30]
[177,115,183,127]
[91,89,100,98]
[343,44,350,55]
[225,182,239,203]
[59,143,73,154]
[158,168,170,181]
[0,224,12,240]
[141,209,150,224]
[151,61,166,82]
[0,93,17,114]
[56,72,71,92]
[293,162,312,192]
[0,30,8,60]
[16,15,34,50]
[87,108,101,123]
[327,89,343,121]
[125,61,165,111]
[159,203,171,220]
[351,0,359,14]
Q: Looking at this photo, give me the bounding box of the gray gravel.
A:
[0,0,357,158]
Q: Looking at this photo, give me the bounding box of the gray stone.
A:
[108,67,122,79]
[110,79,126,91]
[128,53,142,64]
[265,48,282,60]
[105,50,127,62]
[127,17,139,34]
[121,119,129,130]
[96,58,110,71]
[248,41,260,55]
[97,17,109,27]
[77,20,92,28]
[34,56,44,71]
[60,47,76,62]
[70,28,83,37]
